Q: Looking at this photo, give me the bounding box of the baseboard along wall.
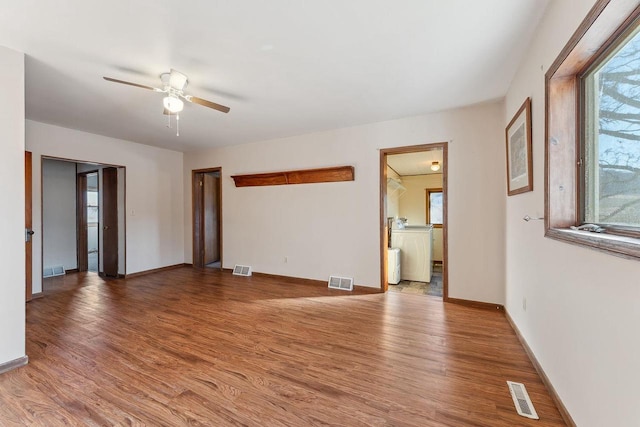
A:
[505,311,576,427]
[0,356,28,375]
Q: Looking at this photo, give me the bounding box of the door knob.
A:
[103,225,109,230]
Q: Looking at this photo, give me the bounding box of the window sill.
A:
[546,228,640,261]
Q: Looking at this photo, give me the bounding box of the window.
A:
[583,24,640,231]
[546,0,640,259]
[426,188,443,228]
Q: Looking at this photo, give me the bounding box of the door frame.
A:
[379,142,448,299]
[192,167,223,269]
[25,151,33,302]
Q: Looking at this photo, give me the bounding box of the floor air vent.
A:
[232,265,252,276]
[507,381,539,420]
[43,265,65,278]
[328,276,354,291]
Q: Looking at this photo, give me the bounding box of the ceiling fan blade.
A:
[103,76,162,92]
[186,95,230,113]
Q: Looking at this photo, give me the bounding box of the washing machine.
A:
[388,247,401,285]
[391,226,433,282]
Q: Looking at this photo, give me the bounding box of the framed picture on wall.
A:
[505,97,533,196]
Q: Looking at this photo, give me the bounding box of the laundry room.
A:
[386,149,444,297]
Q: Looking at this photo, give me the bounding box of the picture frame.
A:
[505,97,533,196]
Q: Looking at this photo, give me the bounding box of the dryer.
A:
[387,248,401,285]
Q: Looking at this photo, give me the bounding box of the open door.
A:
[193,168,222,268]
[25,151,33,302]
[102,167,118,277]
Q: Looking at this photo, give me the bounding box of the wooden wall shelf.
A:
[231,166,354,187]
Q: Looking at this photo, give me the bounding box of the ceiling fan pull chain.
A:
[176,114,180,136]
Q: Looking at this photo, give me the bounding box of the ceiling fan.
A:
[103,69,230,135]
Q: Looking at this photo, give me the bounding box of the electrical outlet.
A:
[522,297,527,311]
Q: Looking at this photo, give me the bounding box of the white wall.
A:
[505,0,640,425]
[42,159,77,271]
[27,121,185,293]
[0,46,25,365]
[184,101,506,303]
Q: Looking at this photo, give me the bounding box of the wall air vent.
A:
[328,276,354,291]
[43,265,65,278]
[507,381,539,420]
[232,265,252,276]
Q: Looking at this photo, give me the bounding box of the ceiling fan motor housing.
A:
[161,69,188,91]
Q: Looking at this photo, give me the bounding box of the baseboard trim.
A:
[248,271,382,294]
[505,311,576,427]
[125,263,188,279]
[31,292,44,300]
[0,356,28,375]
[445,297,504,311]
[65,268,79,274]
[252,271,326,287]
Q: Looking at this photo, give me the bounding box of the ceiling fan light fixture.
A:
[163,95,184,113]
[430,161,440,172]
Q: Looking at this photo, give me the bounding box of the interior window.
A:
[583,23,640,231]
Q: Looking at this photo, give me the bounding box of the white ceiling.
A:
[0,0,548,152]
[388,150,443,176]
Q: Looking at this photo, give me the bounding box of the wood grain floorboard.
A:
[0,268,567,426]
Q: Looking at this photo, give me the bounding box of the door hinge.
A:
[200,180,203,187]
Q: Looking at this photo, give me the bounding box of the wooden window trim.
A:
[545,0,640,260]
[426,188,443,228]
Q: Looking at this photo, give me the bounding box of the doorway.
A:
[77,171,99,272]
[41,158,125,292]
[192,168,222,269]
[379,143,448,299]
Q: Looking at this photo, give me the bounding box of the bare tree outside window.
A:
[585,26,640,227]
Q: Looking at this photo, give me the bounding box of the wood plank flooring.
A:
[0,268,566,426]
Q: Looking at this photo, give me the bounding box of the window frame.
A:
[545,0,640,260]
[426,188,443,228]
[579,15,640,237]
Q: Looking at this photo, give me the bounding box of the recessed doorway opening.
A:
[41,157,126,296]
[86,172,99,272]
[380,143,448,299]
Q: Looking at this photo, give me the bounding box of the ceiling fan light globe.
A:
[430,161,440,172]
[163,96,184,113]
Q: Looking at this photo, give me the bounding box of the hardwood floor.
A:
[1,268,565,426]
